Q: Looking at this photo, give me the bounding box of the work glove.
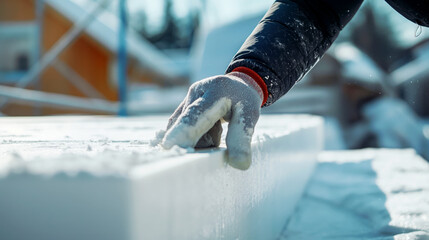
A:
[158,71,264,170]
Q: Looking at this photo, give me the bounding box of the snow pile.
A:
[281,149,429,239]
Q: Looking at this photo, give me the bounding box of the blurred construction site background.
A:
[0,0,428,158]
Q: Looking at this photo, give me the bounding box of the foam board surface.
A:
[0,115,323,240]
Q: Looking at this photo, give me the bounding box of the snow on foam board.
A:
[0,115,323,240]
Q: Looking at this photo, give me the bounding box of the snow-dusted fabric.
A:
[159,72,263,170]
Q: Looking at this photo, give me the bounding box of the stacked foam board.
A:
[0,115,323,240]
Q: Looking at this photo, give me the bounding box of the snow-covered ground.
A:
[281,149,429,239]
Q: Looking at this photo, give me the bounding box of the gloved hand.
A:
[159,71,264,170]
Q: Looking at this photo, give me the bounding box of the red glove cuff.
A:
[231,67,268,106]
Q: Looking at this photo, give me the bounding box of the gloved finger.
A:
[195,120,223,148]
[166,83,205,130]
[162,96,231,149]
[225,101,260,170]
[166,99,186,130]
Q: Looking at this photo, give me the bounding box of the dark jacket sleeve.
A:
[385,0,429,27]
[226,0,429,106]
[226,0,364,106]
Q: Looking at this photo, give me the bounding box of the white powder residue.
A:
[150,129,166,147]
[0,116,190,178]
[0,141,189,178]
[0,115,321,178]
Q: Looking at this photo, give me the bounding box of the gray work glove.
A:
[159,72,264,170]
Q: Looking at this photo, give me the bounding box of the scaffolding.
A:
[0,0,128,116]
